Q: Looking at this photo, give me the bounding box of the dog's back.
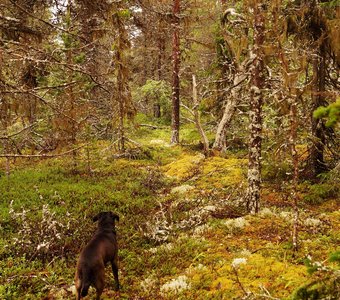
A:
[75,212,119,300]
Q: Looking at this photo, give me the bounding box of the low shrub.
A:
[303,183,339,205]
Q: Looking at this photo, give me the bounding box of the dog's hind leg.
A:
[75,271,82,300]
[94,269,105,300]
[111,259,119,291]
[75,289,81,300]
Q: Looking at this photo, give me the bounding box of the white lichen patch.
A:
[239,249,252,257]
[304,217,322,228]
[193,224,211,236]
[140,274,158,292]
[202,205,216,212]
[231,257,247,269]
[160,275,191,295]
[171,185,194,194]
[224,217,249,231]
[150,139,170,146]
[148,243,174,254]
[279,211,294,221]
[259,207,276,217]
[186,263,208,276]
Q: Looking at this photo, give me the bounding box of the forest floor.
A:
[0,123,339,299]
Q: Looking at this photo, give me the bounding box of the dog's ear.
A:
[111,212,119,222]
[93,212,103,222]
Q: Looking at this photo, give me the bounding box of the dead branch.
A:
[0,123,37,140]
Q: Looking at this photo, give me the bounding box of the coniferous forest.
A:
[0,0,339,299]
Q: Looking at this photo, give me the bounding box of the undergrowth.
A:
[0,133,339,299]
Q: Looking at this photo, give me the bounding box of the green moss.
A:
[242,254,307,296]
[303,183,340,205]
[195,157,247,190]
[163,153,205,180]
[1,140,339,299]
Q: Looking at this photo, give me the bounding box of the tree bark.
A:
[213,70,247,151]
[290,96,300,251]
[192,75,209,156]
[171,0,180,144]
[246,2,265,214]
[310,43,327,178]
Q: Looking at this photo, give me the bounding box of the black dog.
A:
[75,212,119,299]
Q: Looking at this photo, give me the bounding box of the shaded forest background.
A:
[1,0,339,176]
[0,0,339,299]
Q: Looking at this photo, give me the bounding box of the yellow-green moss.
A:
[162,153,205,180]
[195,157,247,190]
[206,253,307,297]
[241,254,307,296]
[296,144,308,160]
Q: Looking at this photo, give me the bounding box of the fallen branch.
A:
[0,123,37,139]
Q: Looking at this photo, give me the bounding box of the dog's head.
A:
[93,211,119,228]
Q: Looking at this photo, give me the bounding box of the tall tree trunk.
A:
[116,36,126,153]
[171,0,180,144]
[212,0,229,151]
[66,4,77,169]
[192,75,209,156]
[290,96,300,251]
[245,2,265,214]
[310,43,327,178]
[111,4,134,153]
[0,42,10,176]
[154,20,165,118]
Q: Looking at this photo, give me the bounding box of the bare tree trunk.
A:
[66,4,77,169]
[3,126,10,178]
[310,43,327,178]
[171,0,180,144]
[157,19,165,81]
[0,47,11,177]
[192,75,209,156]
[245,2,265,214]
[153,104,161,118]
[213,70,247,151]
[290,96,300,252]
[213,0,229,151]
[154,21,165,119]
[111,4,133,153]
[117,50,126,153]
